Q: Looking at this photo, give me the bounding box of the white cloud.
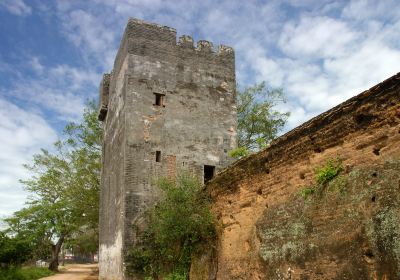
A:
[0,0,31,16]
[254,57,285,88]
[57,8,118,71]
[324,41,400,90]
[0,99,57,217]
[4,60,100,121]
[342,0,400,21]
[279,16,359,58]
[276,101,311,131]
[62,10,115,54]
[240,9,398,132]
[30,56,44,74]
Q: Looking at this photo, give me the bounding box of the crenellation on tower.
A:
[196,39,213,52]
[218,44,234,56]
[178,35,194,48]
[112,18,235,80]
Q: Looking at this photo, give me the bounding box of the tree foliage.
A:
[64,228,99,258]
[128,174,215,279]
[230,82,289,158]
[3,102,101,271]
[0,232,33,266]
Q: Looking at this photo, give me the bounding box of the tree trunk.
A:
[49,233,65,271]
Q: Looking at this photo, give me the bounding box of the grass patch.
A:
[299,187,315,199]
[327,174,347,194]
[300,157,344,199]
[0,266,54,280]
[314,158,343,185]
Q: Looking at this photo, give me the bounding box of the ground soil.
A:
[39,264,98,280]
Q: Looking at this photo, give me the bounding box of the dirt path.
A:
[39,264,98,280]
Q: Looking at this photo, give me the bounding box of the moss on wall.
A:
[256,157,400,279]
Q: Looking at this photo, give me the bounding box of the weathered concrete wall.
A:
[207,73,400,279]
[99,18,236,279]
[98,67,126,279]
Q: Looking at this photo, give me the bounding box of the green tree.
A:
[64,228,99,261]
[4,102,101,271]
[230,82,289,157]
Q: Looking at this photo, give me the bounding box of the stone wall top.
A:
[208,72,400,194]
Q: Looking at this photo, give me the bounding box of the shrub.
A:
[0,232,33,266]
[128,174,216,279]
[163,270,188,280]
[314,158,343,185]
[300,158,344,199]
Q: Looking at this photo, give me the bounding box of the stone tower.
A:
[98,18,236,279]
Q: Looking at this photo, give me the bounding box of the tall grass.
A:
[0,266,54,280]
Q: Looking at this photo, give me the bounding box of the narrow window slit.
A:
[156,151,161,162]
[154,93,165,107]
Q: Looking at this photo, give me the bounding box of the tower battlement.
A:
[177,35,234,56]
[111,18,235,82]
[123,18,234,56]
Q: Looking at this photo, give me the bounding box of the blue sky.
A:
[0,0,399,218]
